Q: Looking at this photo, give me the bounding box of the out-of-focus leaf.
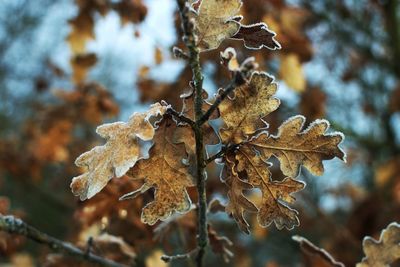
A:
[357,222,400,267]
[279,53,306,92]
[208,225,234,263]
[70,53,97,84]
[293,235,345,267]
[145,250,169,267]
[67,10,94,54]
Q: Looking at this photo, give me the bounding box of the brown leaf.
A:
[29,120,73,163]
[122,115,195,225]
[357,222,400,267]
[235,146,305,230]
[300,87,327,120]
[192,0,242,51]
[114,0,148,25]
[279,53,306,92]
[71,103,166,200]
[231,23,281,50]
[67,10,94,54]
[293,235,345,267]
[249,115,345,177]
[222,154,258,234]
[208,225,234,263]
[219,71,280,143]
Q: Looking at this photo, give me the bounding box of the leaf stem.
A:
[0,215,126,267]
[176,1,208,266]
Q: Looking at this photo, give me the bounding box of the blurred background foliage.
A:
[1,0,400,266]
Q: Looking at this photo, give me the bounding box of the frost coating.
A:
[125,115,195,225]
[250,115,346,177]
[70,103,166,200]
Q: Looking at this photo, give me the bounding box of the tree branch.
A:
[166,106,195,127]
[176,1,208,266]
[205,143,241,165]
[0,215,126,267]
[161,248,199,263]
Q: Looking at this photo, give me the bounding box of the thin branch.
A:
[205,143,241,165]
[166,106,195,127]
[161,248,199,263]
[198,73,245,126]
[176,1,208,266]
[0,215,126,267]
[172,46,190,60]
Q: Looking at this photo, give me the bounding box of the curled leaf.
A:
[71,103,166,200]
[231,23,281,50]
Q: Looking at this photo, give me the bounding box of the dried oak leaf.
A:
[122,115,195,225]
[249,115,345,177]
[173,89,219,156]
[219,71,280,143]
[231,23,281,50]
[292,235,345,267]
[71,103,167,200]
[235,146,305,230]
[357,222,400,267]
[191,0,242,51]
[222,154,257,234]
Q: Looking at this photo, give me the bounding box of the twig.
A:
[0,215,126,267]
[161,248,199,263]
[205,143,241,165]
[166,106,195,127]
[176,1,208,266]
[172,46,190,60]
[198,73,245,126]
